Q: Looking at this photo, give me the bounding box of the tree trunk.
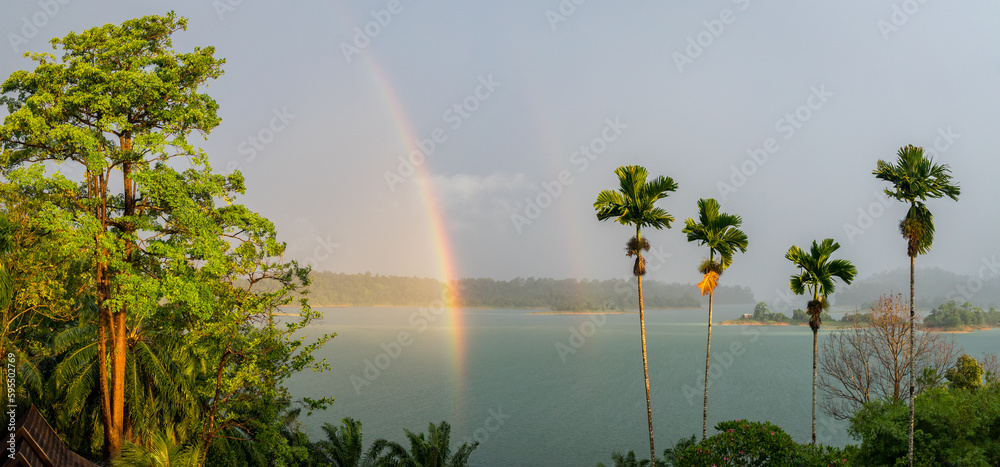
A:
[703,292,713,440]
[908,254,915,467]
[812,327,817,445]
[638,273,655,464]
[97,294,113,459]
[109,311,126,459]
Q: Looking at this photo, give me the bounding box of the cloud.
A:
[430,172,536,231]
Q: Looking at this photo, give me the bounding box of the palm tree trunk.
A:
[908,254,915,467]
[812,327,817,445]
[703,292,713,440]
[637,273,655,464]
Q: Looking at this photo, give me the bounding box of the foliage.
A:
[750,302,789,323]
[113,430,203,467]
[923,300,1000,329]
[0,12,332,463]
[944,354,985,391]
[681,198,749,295]
[371,421,478,467]
[849,380,1000,466]
[597,450,653,467]
[296,273,748,309]
[672,420,853,466]
[317,417,384,467]
[873,145,960,257]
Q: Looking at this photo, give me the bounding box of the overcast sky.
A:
[3,0,999,303]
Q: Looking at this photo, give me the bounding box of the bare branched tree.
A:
[819,293,959,419]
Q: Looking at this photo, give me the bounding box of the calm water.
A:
[286,305,1000,466]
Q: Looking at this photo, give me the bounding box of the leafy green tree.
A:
[786,239,857,445]
[595,165,678,461]
[374,421,478,467]
[681,198,748,440]
[874,144,960,465]
[674,419,853,466]
[945,354,984,391]
[850,381,1000,466]
[0,13,331,461]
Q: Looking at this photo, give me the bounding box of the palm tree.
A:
[681,198,748,440]
[318,417,383,467]
[375,421,478,467]
[51,305,201,454]
[113,430,203,467]
[873,145,959,465]
[597,451,651,467]
[594,165,678,462]
[785,239,856,445]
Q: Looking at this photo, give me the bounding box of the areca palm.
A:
[785,239,856,445]
[594,165,678,462]
[682,198,748,440]
[374,421,477,467]
[873,145,959,465]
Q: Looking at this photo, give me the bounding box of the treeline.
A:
[923,301,1000,329]
[303,273,756,309]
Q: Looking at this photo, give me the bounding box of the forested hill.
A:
[835,267,1000,308]
[303,272,756,309]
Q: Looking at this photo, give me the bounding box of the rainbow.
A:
[359,53,468,403]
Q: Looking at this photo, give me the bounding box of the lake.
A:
[286,305,1000,466]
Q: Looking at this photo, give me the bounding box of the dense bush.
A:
[849,383,1000,466]
[672,420,853,466]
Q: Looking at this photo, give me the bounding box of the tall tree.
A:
[873,145,959,465]
[594,165,678,463]
[785,238,856,445]
[0,13,331,461]
[681,198,748,440]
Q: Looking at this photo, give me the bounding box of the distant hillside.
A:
[300,272,755,309]
[835,267,1000,308]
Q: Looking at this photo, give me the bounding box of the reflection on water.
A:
[286,305,999,466]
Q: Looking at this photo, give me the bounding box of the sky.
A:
[3,0,1000,304]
